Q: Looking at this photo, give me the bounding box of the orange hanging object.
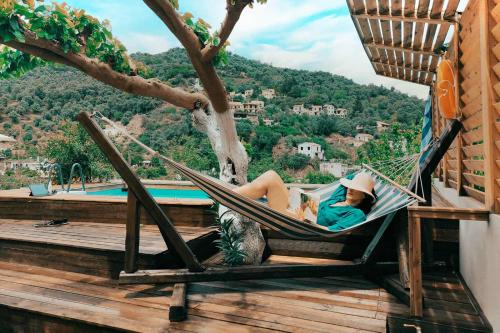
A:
[436,59,458,119]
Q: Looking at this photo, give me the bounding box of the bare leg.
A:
[234,170,292,215]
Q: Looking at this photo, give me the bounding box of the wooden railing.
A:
[433,0,500,213]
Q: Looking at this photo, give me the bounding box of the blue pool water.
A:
[87,188,210,199]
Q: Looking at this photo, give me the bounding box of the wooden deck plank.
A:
[0,259,492,332]
[0,220,213,254]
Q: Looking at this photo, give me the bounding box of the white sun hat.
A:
[339,173,376,201]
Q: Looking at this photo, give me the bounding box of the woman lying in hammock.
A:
[234,171,377,231]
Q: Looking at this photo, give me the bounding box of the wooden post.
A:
[420,172,434,264]
[397,210,411,289]
[77,112,205,272]
[454,21,466,196]
[408,213,423,317]
[169,283,188,322]
[125,190,141,273]
[480,0,499,212]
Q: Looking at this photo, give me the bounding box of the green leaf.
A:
[9,15,21,32]
[34,5,47,13]
[168,0,179,10]
[13,30,25,42]
[0,31,13,43]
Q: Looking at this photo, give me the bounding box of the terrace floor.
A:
[0,219,492,332]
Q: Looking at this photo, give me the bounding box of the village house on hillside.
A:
[297,142,324,160]
[2,157,45,175]
[353,133,374,147]
[244,100,264,113]
[292,104,348,118]
[229,88,276,101]
[229,101,244,112]
[229,100,264,114]
[261,89,275,99]
[311,105,323,115]
[331,108,348,118]
[376,121,390,133]
[320,160,361,178]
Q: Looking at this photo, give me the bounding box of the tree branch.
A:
[201,0,250,63]
[2,39,75,68]
[142,0,231,114]
[143,0,201,54]
[1,32,209,110]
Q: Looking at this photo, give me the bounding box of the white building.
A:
[292,104,348,118]
[333,108,348,118]
[324,104,335,115]
[297,142,324,160]
[320,161,361,178]
[261,89,275,99]
[311,105,323,116]
[244,89,254,99]
[7,157,44,173]
[355,133,374,142]
[354,133,374,147]
[320,161,348,178]
[243,100,264,113]
[292,104,307,115]
[229,101,244,112]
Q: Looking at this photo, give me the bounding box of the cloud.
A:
[121,33,174,54]
[245,14,429,98]
[229,0,345,48]
[63,0,430,98]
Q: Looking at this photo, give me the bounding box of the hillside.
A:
[0,48,424,183]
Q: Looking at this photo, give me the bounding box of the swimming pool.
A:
[87,188,210,199]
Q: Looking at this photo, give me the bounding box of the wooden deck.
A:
[0,258,491,333]
[0,220,218,278]
[0,187,491,332]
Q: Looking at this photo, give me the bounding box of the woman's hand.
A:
[307,198,318,215]
[295,206,305,221]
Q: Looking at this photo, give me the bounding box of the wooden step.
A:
[0,220,218,278]
[379,272,492,333]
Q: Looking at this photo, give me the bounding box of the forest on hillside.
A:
[0,48,425,185]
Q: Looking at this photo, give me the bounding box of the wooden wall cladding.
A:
[434,0,500,211]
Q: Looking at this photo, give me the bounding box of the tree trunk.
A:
[191,105,265,265]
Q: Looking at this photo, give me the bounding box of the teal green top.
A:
[316,174,367,231]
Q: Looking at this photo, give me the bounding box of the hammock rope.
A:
[90,111,428,203]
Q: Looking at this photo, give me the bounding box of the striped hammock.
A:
[92,113,421,240]
[159,157,419,239]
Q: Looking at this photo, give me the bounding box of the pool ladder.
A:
[46,163,86,193]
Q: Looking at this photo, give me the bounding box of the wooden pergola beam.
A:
[371,61,435,76]
[364,43,436,56]
[346,0,458,85]
[353,13,457,25]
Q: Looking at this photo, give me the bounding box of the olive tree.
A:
[0,0,268,263]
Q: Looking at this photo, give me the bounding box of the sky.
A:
[63,0,468,99]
